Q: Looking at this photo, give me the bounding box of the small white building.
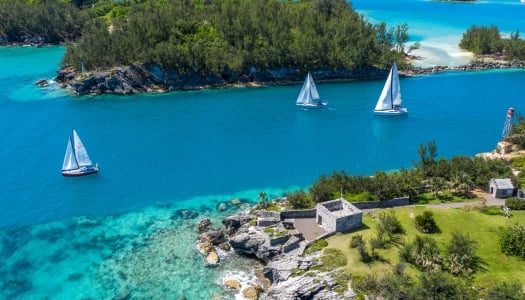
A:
[489,178,514,198]
[316,198,362,233]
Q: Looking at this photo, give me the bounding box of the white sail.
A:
[62,137,78,171]
[374,62,402,111]
[61,128,98,176]
[72,129,93,167]
[296,72,320,105]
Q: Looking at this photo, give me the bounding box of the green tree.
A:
[286,190,314,209]
[459,25,503,55]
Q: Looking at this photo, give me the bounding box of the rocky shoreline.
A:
[196,202,356,300]
[52,58,525,96]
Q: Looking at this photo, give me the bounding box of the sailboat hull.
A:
[374,107,408,116]
[61,166,99,177]
[296,102,328,109]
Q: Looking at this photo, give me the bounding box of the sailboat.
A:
[373,62,408,116]
[296,72,327,109]
[61,128,99,177]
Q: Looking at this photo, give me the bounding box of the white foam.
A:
[220,270,260,300]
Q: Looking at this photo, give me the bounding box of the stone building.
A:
[316,198,362,233]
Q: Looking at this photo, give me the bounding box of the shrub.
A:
[350,234,365,248]
[478,206,504,215]
[506,197,525,210]
[414,211,438,233]
[321,248,348,269]
[377,209,404,236]
[444,232,480,276]
[485,280,525,300]
[500,223,525,259]
[358,244,373,263]
[304,239,328,255]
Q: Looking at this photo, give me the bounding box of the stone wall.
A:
[351,197,409,210]
[335,212,363,233]
[321,200,343,212]
[280,209,316,219]
[316,202,337,233]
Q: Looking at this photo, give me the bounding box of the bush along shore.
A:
[54,59,525,96]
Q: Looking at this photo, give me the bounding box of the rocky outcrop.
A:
[221,210,356,299]
[228,227,280,262]
[221,214,254,234]
[54,64,388,96]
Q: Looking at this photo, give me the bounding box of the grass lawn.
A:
[326,206,525,289]
[411,191,481,204]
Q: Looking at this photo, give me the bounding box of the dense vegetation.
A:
[0,0,410,75]
[0,0,86,44]
[62,0,409,74]
[459,25,525,60]
[284,140,515,209]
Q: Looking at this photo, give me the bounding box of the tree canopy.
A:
[59,0,408,73]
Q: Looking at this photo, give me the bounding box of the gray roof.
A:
[491,178,514,190]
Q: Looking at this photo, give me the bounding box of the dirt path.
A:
[416,193,504,210]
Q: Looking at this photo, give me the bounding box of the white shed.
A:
[489,178,514,198]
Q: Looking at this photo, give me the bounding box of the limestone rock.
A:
[217,202,227,211]
[242,286,260,299]
[197,241,214,255]
[222,214,253,233]
[223,277,241,290]
[206,251,219,266]
[218,242,231,251]
[197,218,212,231]
[199,230,225,245]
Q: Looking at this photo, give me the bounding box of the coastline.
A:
[52,57,525,96]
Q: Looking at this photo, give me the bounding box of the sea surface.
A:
[1,0,525,299]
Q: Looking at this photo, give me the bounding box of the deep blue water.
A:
[1,0,525,298]
[1,52,523,228]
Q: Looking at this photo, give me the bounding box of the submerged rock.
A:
[199,230,225,245]
[242,286,261,300]
[223,278,241,290]
[205,251,219,266]
[197,218,212,231]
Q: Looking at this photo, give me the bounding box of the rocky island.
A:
[54,59,525,96]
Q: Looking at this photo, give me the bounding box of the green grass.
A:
[326,206,525,289]
[412,191,480,204]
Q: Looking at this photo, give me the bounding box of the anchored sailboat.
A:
[296,72,327,109]
[61,128,99,177]
[374,62,408,116]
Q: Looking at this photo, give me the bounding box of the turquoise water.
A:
[352,0,525,66]
[1,0,525,298]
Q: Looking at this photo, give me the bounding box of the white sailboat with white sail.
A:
[296,72,327,109]
[61,128,99,176]
[373,62,408,116]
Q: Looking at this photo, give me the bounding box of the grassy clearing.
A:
[327,206,525,289]
[412,191,481,204]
